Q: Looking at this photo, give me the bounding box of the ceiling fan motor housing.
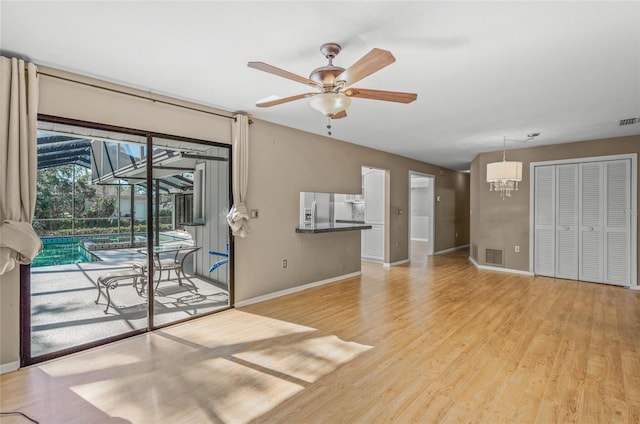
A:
[309,66,345,89]
[310,43,346,90]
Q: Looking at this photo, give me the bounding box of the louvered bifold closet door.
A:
[534,165,556,277]
[604,159,631,286]
[556,164,579,279]
[579,162,604,282]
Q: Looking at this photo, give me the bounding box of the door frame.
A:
[529,153,637,287]
[408,171,436,260]
[361,166,388,263]
[21,115,234,366]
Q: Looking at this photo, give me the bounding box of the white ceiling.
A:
[2,1,639,171]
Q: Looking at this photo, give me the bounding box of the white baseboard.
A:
[235,271,362,308]
[468,256,535,276]
[434,244,470,255]
[468,256,534,276]
[383,259,410,268]
[0,360,20,374]
[361,257,383,264]
[470,257,639,285]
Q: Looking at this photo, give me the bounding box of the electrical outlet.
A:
[515,245,520,253]
[282,259,287,268]
[455,232,459,238]
[250,209,259,219]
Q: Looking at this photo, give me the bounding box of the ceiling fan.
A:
[248,43,417,120]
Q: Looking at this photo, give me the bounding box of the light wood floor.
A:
[411,239,429,263]
[1,250,639,423]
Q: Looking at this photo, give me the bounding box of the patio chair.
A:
[95,268,146,313]
[134,246,200,291]
[209,243,229,273]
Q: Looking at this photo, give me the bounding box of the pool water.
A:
[32,238,100,268]
[32,233,189,267]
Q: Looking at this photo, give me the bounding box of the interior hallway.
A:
[410,239,429,264]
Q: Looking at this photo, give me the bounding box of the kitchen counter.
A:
[296,221,372,234]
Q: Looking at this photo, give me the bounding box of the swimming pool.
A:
[32,233,190,267]
[32,237,101,268]
[82,232,189,251]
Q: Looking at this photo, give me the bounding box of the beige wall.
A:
[470,135,640,280]
[37,67,233,143]
[0,67,470,369]
[0,266,20,369]
[236,119,470,301]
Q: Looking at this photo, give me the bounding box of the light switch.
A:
[250,209,259,218]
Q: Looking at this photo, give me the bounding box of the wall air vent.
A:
[619,117,639,126]
[486,248,503,266]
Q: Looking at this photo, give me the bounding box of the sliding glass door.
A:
[22,117,231,364]
[149,136,231,327]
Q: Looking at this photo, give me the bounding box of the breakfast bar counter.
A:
[295,221,371,234]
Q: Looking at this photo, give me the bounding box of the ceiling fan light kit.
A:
[309,92,351,116]
[248,42,417,130]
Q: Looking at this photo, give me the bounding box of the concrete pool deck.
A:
[29,245,230,358]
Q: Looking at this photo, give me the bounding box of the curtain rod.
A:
[36,71,237,121]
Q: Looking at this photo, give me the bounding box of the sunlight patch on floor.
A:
[70,357,304,424]
[234,334,373,383]
[55,310,373,424]
[40,351,142,377]
[161,310,317,348]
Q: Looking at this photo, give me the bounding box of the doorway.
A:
[361,167,386,263]
[409,171,435,263]
[22,117,232,365]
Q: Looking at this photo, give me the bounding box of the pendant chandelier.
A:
[487,133,540,199]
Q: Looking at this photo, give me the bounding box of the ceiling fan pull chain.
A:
[327,117,332,136]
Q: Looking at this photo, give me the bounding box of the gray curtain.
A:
[0,56,41,275]
[226,114,250,237]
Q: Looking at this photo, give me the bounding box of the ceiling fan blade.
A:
[344,88,417,103]
[336,48,396,87]
[256,92,317,108]
[248,62,321,88]
[329,110,347,120]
